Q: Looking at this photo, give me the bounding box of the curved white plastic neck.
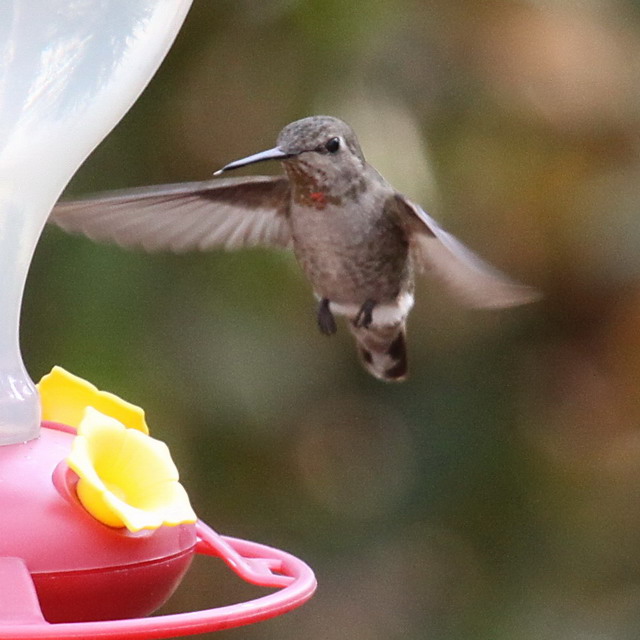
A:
[0,0,192,445]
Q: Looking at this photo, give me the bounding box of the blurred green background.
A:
[23,0,640,638]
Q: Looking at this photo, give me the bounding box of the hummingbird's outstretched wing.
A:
[49,176,292,252]
[398,196,541,308]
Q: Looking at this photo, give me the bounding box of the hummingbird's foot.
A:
[353,299,376,329]
[317,298,337,336]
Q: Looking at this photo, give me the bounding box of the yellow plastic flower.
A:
[37,365,148,434]
[67,407,197,532]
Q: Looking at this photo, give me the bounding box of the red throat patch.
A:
[309,191,326,206]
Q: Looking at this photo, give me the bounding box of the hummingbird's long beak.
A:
[214,146,293,175]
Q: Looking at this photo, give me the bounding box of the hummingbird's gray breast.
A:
[289,187,411,306]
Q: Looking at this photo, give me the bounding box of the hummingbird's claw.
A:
[353,299,376,329]
[317,298,337,336]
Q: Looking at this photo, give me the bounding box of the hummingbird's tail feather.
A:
[349,323,408,382]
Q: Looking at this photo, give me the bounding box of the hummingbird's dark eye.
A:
[325,137,341,153]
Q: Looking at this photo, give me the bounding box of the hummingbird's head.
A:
[276,116,366,197]
[276,116,364,162]
[215,116,367,198]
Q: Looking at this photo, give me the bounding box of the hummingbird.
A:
[50,115,540,381]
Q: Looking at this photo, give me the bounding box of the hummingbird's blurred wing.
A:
[398,196,541,308]
[49,176,292,252]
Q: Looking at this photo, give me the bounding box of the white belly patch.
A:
[324,291,415,326]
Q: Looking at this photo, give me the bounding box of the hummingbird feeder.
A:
[0,2,316,638]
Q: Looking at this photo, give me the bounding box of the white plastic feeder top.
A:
[0,0,192,445]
